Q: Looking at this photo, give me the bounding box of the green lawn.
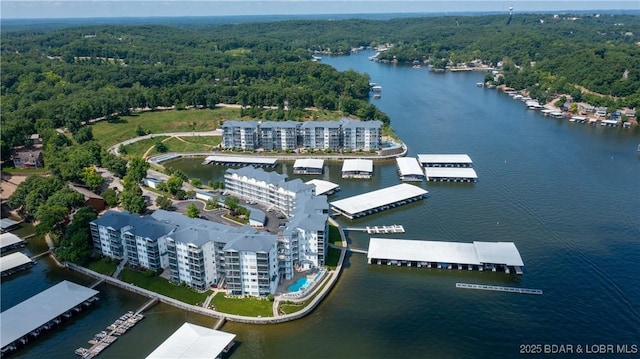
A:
[119,268,211,305]
[211,293,273,317]
[121,136,169,159]
[279,302,305,315]
[86,257,119,276]
[328,224,343,245]
[325,246,341,270]
[91,108,238,148]
[160,136,221,153]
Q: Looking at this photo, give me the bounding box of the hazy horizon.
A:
[2,1,638,20]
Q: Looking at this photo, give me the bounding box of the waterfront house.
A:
[301,121,342,151]
[224,233,279,297]
[258,121,299,151]
[341,118,382,152]
[68,184,106,212]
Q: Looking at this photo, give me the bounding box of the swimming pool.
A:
[287,277,308,292]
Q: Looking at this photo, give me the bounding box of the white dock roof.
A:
[396,157,425,177]
[0,252,32,273]
[305,179,340,195]
[0,233,24,250]
[367,238,524,266]
[425,167,478,179]
[293,158,324,169]
[330,183,427,216]
[146,322,236,359]
[417,154,473,165]
[1,281,99,348]
[341,159,373,173]
[204,155,277,165]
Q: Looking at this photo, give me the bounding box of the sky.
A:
[1,1,638,19]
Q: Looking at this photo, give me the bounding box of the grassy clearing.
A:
[211,293,273,317]
[161,136,221,153]
[86,257,119,276]
[119,268,211,305]
[121,136,169,159]
[1,167,48,175]
[91,108,239,148]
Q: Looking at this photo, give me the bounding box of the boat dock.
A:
[456,283,542,295]
[1,281,99,356]
[343,225,405,234]
[0,252,35,277]
[75,310,146,358]
[0,233,25,253]
[396,157,425,182]
[202,155,278,167]
[330,183,427,219]
[367,238,525,274]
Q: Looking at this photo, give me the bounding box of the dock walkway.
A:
[75,311,145,358]
[343,225,405,234]
[456,283,542,295]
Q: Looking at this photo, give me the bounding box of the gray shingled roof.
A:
[226,166,288,185]
[258,120,300,129]
[340,118,382,129]
[222,120,257,128]
[300,120,341,129]
[223,233,277,253]
[92,210,135,230]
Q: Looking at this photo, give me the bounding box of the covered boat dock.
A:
[342,159,373,178]
[1,280,99,355]
[396,157,425,181]
[202,155,278,167]
[367,238,524,274]
[417,154,473,168]
[305,179,340,196]
[0,233,25,253]
[330,183,427,219]
[424,167,478,182]
[145,322,236,359]
[0,252,34,277]
[293,158,324,174]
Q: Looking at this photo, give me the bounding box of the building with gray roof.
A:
[221,120,258,150]
[224,233,279,296]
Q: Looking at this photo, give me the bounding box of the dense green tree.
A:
[224,196,240,211]
[185,202,200,218]
[191,178,202,187]
[156,195,172,210]
[34,205,68,235]
[127,157,150,183]
[165,175,183,195]
[120,174,146,213]
[100,188,119,208]
[73,126,93,144]
[8,176,63,216]
[81,166,105,191]
[45,188,85,209]
[56,207,97,264]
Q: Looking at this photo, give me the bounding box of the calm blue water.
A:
[287,277,308,292]
[3,49,639,359]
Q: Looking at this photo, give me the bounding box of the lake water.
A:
[4,50,639,358]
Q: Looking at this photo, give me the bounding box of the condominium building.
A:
[300,121,342,150]
[258,121,299,151]
[222,120,258,151]
[341,118,382,151]
[224,166,313,216]
[224,234,279,297]
[222,118,382,152]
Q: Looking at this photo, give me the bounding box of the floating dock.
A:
[0,252,35,277]
[330,183,427,219]
[341,159,373,179]
[396,157,425,181]
[456,283,542,295]
[75,310,145,358]
[344,225,405,234]
[202,155,278,167]
[293,158,324,174]
[0,233,26,254]
[1,281,99,355]
[305,179,340,196]
[367,238,524,274]
[145,322,236,359]
[417,154,473,168]
[424,167,478,182]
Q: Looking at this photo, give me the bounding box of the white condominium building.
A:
[222,120,258,151]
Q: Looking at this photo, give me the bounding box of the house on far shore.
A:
[12,146,43,169]
[69,184,106,212]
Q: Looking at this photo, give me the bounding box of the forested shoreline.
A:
[2,13,639,156]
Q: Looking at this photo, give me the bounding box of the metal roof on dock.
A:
[341,159,373,173]
[0,252,32,273]
[0,233,24,250]
[425,167,478,179]
[146,322,236,359]
[417,154,473,165]
[293,158,324,170]
[396,157,425,177]
[330,183,427,217]
[1,281,99,349]
[203,155,277,165]
[367,238,524,267]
